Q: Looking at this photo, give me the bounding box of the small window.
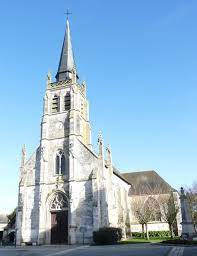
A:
[55,150,66,175]
[55,155,60,174]
[64,93,70,111]
[61,154,66,174]
[52,95,59,113]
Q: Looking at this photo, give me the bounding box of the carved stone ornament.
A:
[46,71,52,84]
[98,131,103,145]
[50,80,72,88]
[65,78,72,84]
[55,177,59,189]
[50,193,68,211]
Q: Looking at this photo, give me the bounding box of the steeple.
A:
[56,18,78,82]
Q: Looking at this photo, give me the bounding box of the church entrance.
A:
[51,211,68,244]
[49,192,69,244]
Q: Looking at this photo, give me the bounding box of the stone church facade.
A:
[16,19,181,245]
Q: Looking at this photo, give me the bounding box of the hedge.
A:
[93,227,122,245]
[132,231,171,238]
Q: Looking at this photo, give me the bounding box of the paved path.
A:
[0,244,197,256]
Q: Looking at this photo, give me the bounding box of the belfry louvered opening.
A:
[64,93,70,111]
[52,95,60,113]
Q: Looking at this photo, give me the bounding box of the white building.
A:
[16,18,181,245]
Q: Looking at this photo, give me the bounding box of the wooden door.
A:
[51,211,68,244]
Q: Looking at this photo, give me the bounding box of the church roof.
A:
[112,167,131,185]
[56,19,78,82]
[121,170,176,195]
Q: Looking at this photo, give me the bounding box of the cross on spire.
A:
[65,9,72,20]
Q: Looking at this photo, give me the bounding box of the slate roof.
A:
[121,170,176,195]
[56,19,78,82]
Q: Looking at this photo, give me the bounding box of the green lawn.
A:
[120,237,176,244]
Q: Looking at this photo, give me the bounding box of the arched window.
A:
[64,93,70,111]
[61,154,66,174]
[55,154,60,174]
[50,192,68,211]
[52,95,59,113]
[144,197,161,222]
[55,150,66,175]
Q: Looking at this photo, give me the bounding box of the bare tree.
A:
[131,183,176,240]
[159,193,179,238]
[132,196,159,240]
[186,182,197,233]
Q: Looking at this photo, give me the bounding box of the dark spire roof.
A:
[56,19,78,82]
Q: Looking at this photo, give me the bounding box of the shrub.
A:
[149,231,171,238]
[131,231,171,238]
[93,227,122,245]
[131,232,143,238]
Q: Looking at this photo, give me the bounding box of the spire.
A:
[98,131,103,159]
[21,144,26,168]
[46,70,52,86]
[106,144,112,167]
[56,18,78,82]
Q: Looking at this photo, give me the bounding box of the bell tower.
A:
[37,18,92,244]
[40,18,92,181]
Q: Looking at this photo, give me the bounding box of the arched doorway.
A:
[50,192,69,244]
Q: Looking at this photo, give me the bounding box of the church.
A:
[16,18,181,245]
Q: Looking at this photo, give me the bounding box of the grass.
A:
[120,237,197,245]
[119,237,176,244]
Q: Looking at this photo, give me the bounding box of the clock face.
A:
[56,122,63,130]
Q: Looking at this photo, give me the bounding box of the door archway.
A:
[49,192,69,244]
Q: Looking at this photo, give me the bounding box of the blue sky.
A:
[0,0,196,213]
